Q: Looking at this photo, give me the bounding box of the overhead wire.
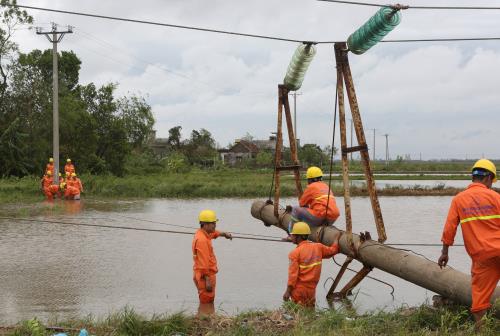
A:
[0,216,286,243]
[316,0,500,10]
[10,4,500,44]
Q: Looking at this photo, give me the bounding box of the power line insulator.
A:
[283,43,316,91]
[347,6,401,55]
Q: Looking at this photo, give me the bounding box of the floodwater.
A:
[0,193,471,323]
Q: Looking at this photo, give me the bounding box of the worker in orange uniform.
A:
[64,173,80,200]
[40,171,59,200]
[46,158,54,175]
[192,209,232,315]
[283,222,341,307]
[64,158,75,175]
[287,166,340,234]
[73,173,84,194]
[438,159,500,330]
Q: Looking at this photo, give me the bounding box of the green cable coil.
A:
[283,43,316,91]
[347,7,401,55]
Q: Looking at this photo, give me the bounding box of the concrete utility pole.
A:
[289,92,302,148]
[250,201,500,307]
[384,134,389,166]
[36,23,73,184]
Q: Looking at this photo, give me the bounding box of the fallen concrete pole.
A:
[251,200,500,307]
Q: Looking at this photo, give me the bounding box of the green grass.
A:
[4,304,499,336]
[0,168,484,203]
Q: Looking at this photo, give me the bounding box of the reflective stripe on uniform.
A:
[314,195,330,200]
[299,261,322,269]
[460,214,500,224]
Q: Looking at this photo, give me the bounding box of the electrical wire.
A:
[0,216,286,242]
[12,4,500,44]
[316,0,500,10]
[111,213,284,239]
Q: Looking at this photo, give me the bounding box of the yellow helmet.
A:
[198,209,218,223]
[58,173,62,177]
[67,158,71,163]
[65,171,71,176]
[49,158,54,163]
[472,159,497,183]
[306,166,323,179]
[60,182,66,188]
[46,170,52,176]
[291,222,311,235]
[71,173,77,177]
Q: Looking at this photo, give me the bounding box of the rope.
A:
[112,213,282,239]
[324,66,339,225]
[0,217,286,243]
[324,256,395,296]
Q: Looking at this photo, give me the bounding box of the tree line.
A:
[0,2,155,177]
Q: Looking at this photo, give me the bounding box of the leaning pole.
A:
[251,201,500,307]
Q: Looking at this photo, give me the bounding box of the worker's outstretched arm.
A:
[321,232,341,258]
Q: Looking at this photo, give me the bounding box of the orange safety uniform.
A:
[41,175,59,200]
[64,178,80,199]
[64,163,75,175]
[74,177,83,193]
[46,163,54,174]
[192,229,220,303]
[299,181,340,221]
[288,240,340,306]
[441,182,500,312]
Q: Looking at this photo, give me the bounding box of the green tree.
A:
[184,128,217,166]
[117,94,154,149]
[167,126,182,150]
[299,144,329,167]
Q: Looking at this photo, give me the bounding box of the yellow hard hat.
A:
[472,159,497,183]
[198,209,218,223]
[65,171,71,176]
[67,158,71,163]
[306,166,323,179]
[46,170,52,175]
[60,182,66,188]
[49,158,54,163]
[58,173,62,177]
[71,173,77,177]
[291,222,311,235]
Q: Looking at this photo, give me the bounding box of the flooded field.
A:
[0,194,469,323]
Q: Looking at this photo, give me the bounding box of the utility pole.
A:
[289,92,302,148]
[368,128,376,162]
[36,23,73,184]
[349,118,353,161]
[383,134,389,166]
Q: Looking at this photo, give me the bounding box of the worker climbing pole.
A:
[271,42,317,217]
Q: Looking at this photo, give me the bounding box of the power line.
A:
[316,0,500,10]
[0,216,286,243]
[12,4,305,43]
[10,4,500,44]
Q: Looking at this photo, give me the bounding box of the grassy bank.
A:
[4,304,499,336]
[0,169,479,203]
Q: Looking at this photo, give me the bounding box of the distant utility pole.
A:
[383,134,389,166]
[349,118,353,161]
[289,92,302,147]
[36,23,73,184]
[369,128,376,162]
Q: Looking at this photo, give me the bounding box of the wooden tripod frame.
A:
[273,85,303,217]
[334,42,387,245]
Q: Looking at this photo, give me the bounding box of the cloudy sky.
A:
[11,0,500,160]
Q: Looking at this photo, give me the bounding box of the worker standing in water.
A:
[192,209,232,315]
[287,166,340,234]
[46,158,54,175]
[283,222,341,307]
[438,159,500,330]
[64,158,75,175]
